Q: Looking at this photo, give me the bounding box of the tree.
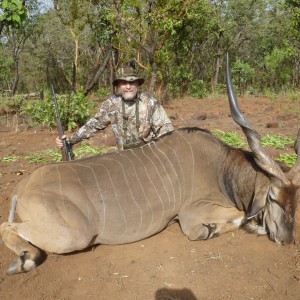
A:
[2,0,300,98]
[112,0,216,97]
[1,0,40,95]
[0,0,27,35]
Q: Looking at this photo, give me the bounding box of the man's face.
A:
[117,80,139,101]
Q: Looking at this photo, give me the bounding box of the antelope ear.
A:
[247,172,270,219]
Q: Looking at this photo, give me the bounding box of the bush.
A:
[22,90,95,131]
[231,60,255,95]
[187,79,208,98]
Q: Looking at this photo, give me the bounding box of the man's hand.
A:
[56,135,67,149]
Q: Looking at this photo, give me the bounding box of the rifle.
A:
[51,86,74,161]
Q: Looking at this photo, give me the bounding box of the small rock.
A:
[266,122,278,128]
[192,112,207,121]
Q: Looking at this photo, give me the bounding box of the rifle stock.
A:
[51,86,74,161]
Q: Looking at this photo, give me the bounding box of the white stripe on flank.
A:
[159,138,185,207]
[131,149,165,228]
[177,131,195,204]
[55,165,69,225]
[148,146,175,213]
[101,157,143,233]
[152,142,182,215]
[119,152,154,234]
[83,162,128,237]
[68,164,93,237]
[40,167,48,229]
[161,139,186,206]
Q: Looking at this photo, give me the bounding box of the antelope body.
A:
[1,54,299,275]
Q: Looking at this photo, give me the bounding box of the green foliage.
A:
[212,131,295,154]
[263,89,278,101]
[285,0,300,32]
[212,130,296,167]
[0,0,27,29]
[213,84,227,95]
[93,87,111,100]
[261,134,295,149]
[1,155,20,162]
[212,130,246,148]
[6,95,26,111]
[24,144,109,163]
[73,143,107,159]
[264,46,293,87]
[25,149,61,163]
[287,90,300,102]
[22,90,95,131]
[231,59,255,95]
[276,153,296,167]
[187,79,208,99]
[0,55,13,90]
[2,0,300,97]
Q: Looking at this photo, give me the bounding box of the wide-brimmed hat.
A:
[113,66,144,86]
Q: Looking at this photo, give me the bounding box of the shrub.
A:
[22,90,95,131]
[187,79,208,98]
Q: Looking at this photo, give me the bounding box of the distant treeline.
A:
[1,0,300,100]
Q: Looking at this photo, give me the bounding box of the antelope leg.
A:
[178,202,245,240]
[0,222,44,275]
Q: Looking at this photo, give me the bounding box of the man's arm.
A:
[150,100,174,137]
[68,101,112,145]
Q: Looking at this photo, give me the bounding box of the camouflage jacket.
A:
[68,92,174,150]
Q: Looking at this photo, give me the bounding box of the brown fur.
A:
[0,128,298,275]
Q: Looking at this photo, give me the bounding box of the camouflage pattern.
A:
[68,92,174,150]
[112,65,144,86]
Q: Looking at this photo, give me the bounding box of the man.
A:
[56,65,174,151]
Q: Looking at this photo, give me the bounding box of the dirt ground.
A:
[1,95,300,300]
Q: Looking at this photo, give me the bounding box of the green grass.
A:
[73,143,107,159]
[212,130,246,148]
[1,155,20,162]
[261,134,294,149]
[25,149,62,163]
[1,143,110,164]
[276,153,297,167]
[24,144,110,163]
[212,130,296,166]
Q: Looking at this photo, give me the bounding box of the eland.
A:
[1,53,299,275]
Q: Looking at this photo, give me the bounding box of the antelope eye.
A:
[267,193,285,210]
[267,193,276,203]
[267,189,277,203]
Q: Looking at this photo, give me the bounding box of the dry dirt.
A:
[1,95,300,300]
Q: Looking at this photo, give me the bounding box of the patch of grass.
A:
[1,155,20,162]
[261,134,295,149]
[285,104,300,114]
[73,143,107,159]
[276,153,296,167]
[287,90,300,102]
[212,130,246,148]
[23,144,109,163]
[25,149,61,163]
[263,89,278,101]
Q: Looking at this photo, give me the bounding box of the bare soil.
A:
[1,95,300,300]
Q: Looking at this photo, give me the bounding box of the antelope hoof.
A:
[7,251,36,275]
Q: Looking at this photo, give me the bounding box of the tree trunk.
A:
[85,43,112,96]
[72,62,76,93]
[148,55,158,95]
[11,33,20,96]
[211,36,222,92]
[11,61,19,96]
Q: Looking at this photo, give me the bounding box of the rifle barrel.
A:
[52,86,74,161]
